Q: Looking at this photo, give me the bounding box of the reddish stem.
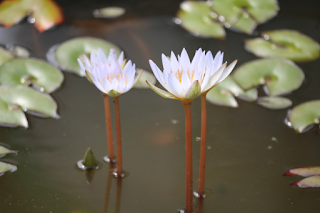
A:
[183,102,193,213]
[198,93,207,196]
[103,94,115,161]
[114,97,123,175]
[115,177,123,213]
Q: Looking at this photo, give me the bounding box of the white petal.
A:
[97,48,107,63]
[168,73,184,98]
[217,60,237,84]
[77,58,85,73]
[161,54,171,73]
[203,63,226,92]
[191,48,202,71]
[149,60,168,90]
[111,78,118,90]
[122,60,132,74]
[180,48,191,72]
[90,51,97,64]
[197,52,206,75]
[205,51,213,67]
[118,52,124,65]
[170,51,179,73]
[181,70,191,92]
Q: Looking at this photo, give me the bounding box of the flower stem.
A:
[183,102,193,213]
[103,94,115,161]
[114,97,123,175]
[198,93,207,196]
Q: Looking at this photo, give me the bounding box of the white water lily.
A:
[77,48,142,97]
[147,48,237,102]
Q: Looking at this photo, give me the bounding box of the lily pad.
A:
[0,161,17,174]
[176,1,225,39]
[233,59,304,96]
[134,69,157,89]
[245,30,320,62]
[284,166,320,177]
[0,145,16,156]
[0,47,13,67]
[210,0,278,34]
[288,100,320,133]
[0,86,58,128]
[0,58,64,93]
[257,96,292,110]
[206,76,257,108]
[93,7,125,18]
[6,45,30,58]
[54,37,121,76]
[290,176,320,188]
[0,0,64,32]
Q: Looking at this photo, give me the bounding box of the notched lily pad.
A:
[206,76,257,108]
[134,69,156,89]
[0,58,63,93]
[284,166,320,177]
[0,86,58,128]
[233,59,304,96]
[176,1,225,39]
[245,30,320,62]
[0,0,64,32]
[290,176,320,188]
[210,0,278,34]
[0,161,17,174]
[53,37,121,76]
[257,96,292,110]
[288,100,320,133]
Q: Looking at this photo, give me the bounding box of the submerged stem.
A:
[103,94,115,161]
[183,102,193,213]
[114,97,123,175]
[198,93,207,196]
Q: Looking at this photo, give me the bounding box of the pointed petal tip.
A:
[283,171,295,176]
[289,181,299,186]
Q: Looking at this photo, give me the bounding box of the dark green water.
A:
[0,0,320,212]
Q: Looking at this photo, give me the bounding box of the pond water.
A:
[0,0,320,212]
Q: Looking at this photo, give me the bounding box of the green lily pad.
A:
[210,0,278,34]
[284,166,320,177]
[288,100,320,133]
[176,1,225,39]
[290,176,320,188]
[54,37,121,76]
[257,96,292,110]
[0,47,13,67]
[134,69,156,89]
[0,86,58,128]
[0,0,64,32]
[206,76,257,108]
[0,58,64,93]
[245,30,320,62]
[93,7,125,18]
[0,161,17,174]
[233,59,304,96]
[0,145,16,156]
[7,45,30,58]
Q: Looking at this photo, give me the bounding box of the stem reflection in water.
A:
[104,162,115,213]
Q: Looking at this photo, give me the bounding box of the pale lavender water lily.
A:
[147,48,237,102]
[77,48,142,97]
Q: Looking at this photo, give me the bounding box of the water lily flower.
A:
[77,48,142,97]
[147,48,237,102]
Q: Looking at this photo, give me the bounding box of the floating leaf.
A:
[233,59,304,96]
[245,30,320,62]
[0,0,64,32]
[0,47,13,67]
[93,7,125,18]
[176,1,225,39]
[0,58,64,93]
[6,45,30,58]
[257,96,292,110]
[54,37,121,76]
[206,76,257,108]
[290,176,320,188]
[210,0,278,34]
[288,100,320,133]
[0,86,58,128]
[0,161,17,174]
[134,69,156,89]
[284,166,320,177]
